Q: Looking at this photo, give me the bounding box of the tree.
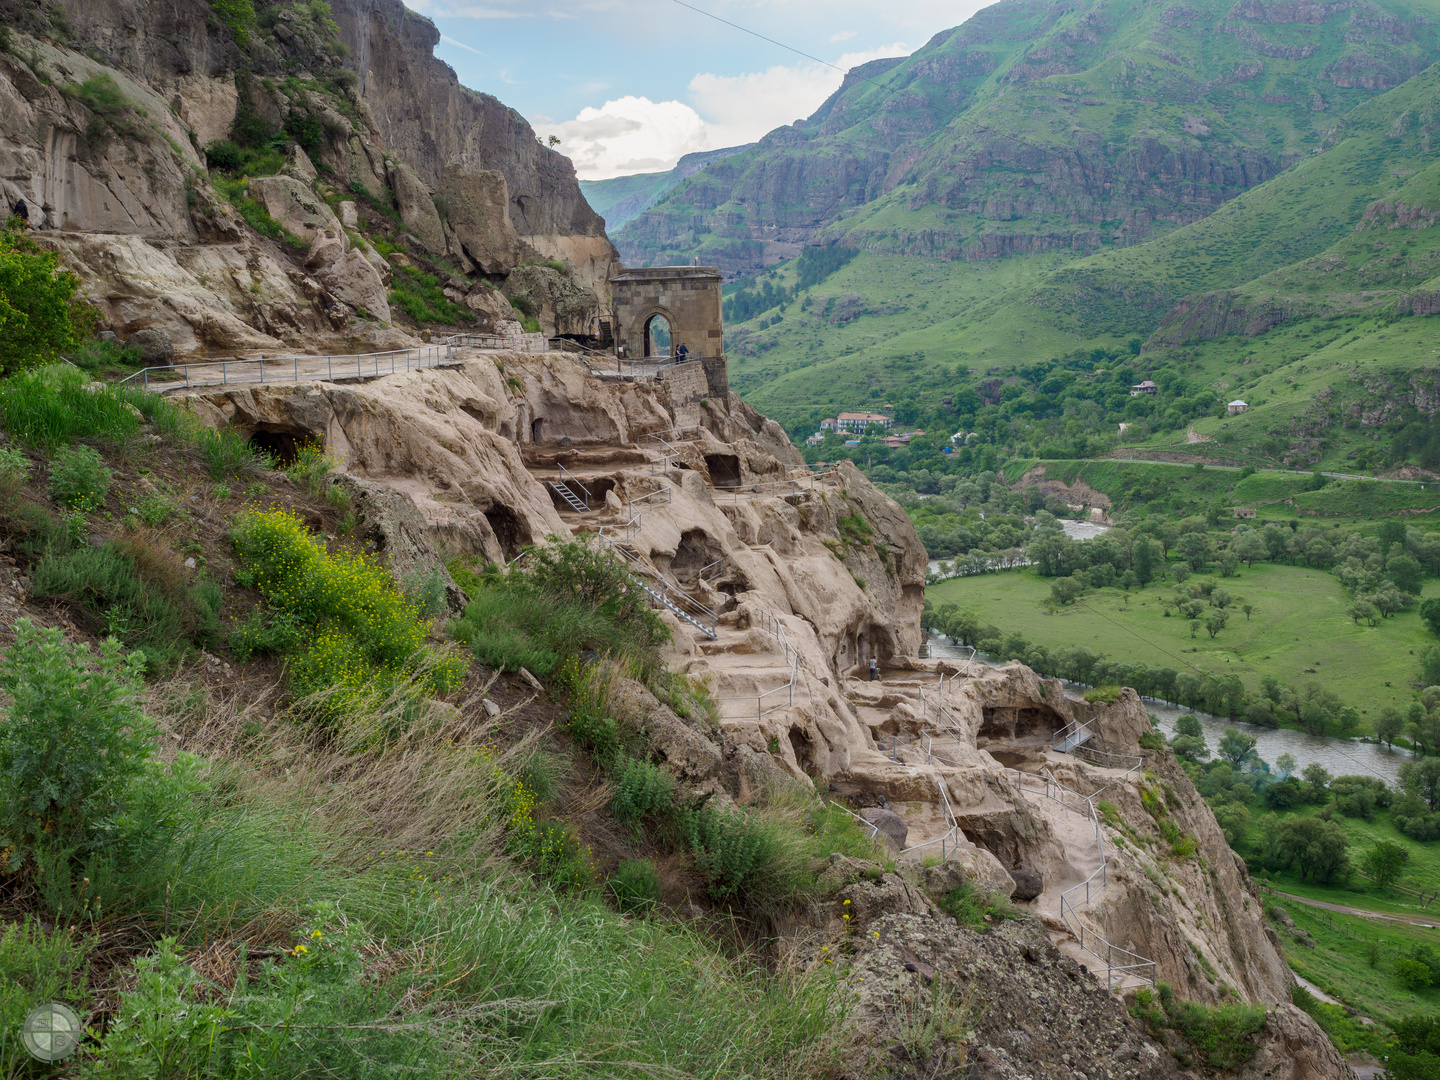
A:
[1361,840,1410,891]
[1302,762,1332,795]
[1232,530,1268,568]
[1420,596,1440,637]
[1171,714,1209,760]
[1218,550,1240,577]
[1178,531,1213,572]
[1387,553,1423,595]
[1267,817,1351,883]
[1050,576,1085,605]
[1349,600,1380,627]
[0,221,95,375]
[1215,803,1251,847]
[1133,539,1159,586]
[1275,752,1297,779]
[1218,727,1258,768]
[1382,1013,1440,1080]
[1205,612,1228,638]
[1399,758,1440,812]
[1422,645,1440,689]
[1242,602,1254,621]
[1376,707,1405,750]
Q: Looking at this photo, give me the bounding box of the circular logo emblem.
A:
[21,1003,82,1062]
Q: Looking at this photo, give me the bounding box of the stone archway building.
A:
[609,264,724,360]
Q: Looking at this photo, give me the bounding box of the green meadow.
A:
[926,563,1440,720]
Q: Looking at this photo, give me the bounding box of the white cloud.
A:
[438,34,485,56]
[830,30,857,42]
[549,42,911,180]
[540,97,709,181]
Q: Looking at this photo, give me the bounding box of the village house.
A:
[1130,380,1159,396]
[836,412,893,432]
[1228,399,1249,415]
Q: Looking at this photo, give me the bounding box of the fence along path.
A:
[1012,768,1155,989]
[116,334,547,392]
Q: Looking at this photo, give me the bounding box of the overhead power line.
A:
[665,0,907,100]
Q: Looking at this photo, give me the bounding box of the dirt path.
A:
[1263,887,1440,929]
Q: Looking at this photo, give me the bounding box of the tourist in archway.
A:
[676,342,689,363]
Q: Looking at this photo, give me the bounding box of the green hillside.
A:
[619,0,1440,276]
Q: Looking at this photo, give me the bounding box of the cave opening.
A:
[248,425,315,467]
[788,726,815,775]
[531,417,545,444]
[704,453,741,488]
[483,503,531,561]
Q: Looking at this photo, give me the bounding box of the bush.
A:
[0,225,95,375]
[1084,684,1122,704]
[230,509,464,720]
[1383,1013,1440,1080]
[0,919,90,1075]
[937,881,1013,928]
[282,439,337,493]
[1131,983,1266,1070]
[390,265,474,325]
[449,538,668,680]
[196,424,270,479]
[29,532,222,672]
[0,621,208,915]
[1396,958,1435,992]
[608,858,663,914]
[47,444,112,511]
[611,757,676,824]
[680,803,810,910]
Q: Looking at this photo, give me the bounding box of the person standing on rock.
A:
[676,342,689,363]
[869,656,879,682]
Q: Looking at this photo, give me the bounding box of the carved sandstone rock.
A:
[388,160,447,256]
[249,176,342,243]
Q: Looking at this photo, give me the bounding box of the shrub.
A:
[1084,684,1122,704]
[680,803,810,910]
[196,424,270,479]
[937,881,1013,928]
[608,858,663,914]
[1131,983,1266,1070]
[449,539,668,680]
[1396,958,1435,992]
[205,0,257,48]
[29,533,221,672]
[1383,1013,1440,1080]
[282,439,337,493]
[230,509,464,720]
[0,918,90,1075]
[66,337,143,377]
[611,757,676,824]
[47,444,112,511]
[0,621,208,915]
[63,74,145,146]
[390,265,474,325]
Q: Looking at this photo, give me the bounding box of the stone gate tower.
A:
[609,264,725,360]
[608,263,728,417]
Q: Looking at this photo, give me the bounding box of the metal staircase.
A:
[1054,719,1094,753]
[547,463,591,513]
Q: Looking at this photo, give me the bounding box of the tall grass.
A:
[0,365,144,448]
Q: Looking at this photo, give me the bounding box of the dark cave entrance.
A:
[248,425,316,467]
[484,504,531,561]
[531,417,545,444]
[704,453,741,488]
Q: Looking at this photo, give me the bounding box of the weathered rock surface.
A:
[249,177,343,244]
[859,806,909,849]
[305,231,391,323]
[387,160,446,257]
[441,165,522,274]
[125,329,175,367]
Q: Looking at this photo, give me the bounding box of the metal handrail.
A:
[1072,744,1145,776]
[699,559,723,582]
[899,776,962,859]
[717,654,799,721]
[117,343,456,390]
[712,468,840,502]
[447,332,548,353]
[640,427,704,446]
[554,462,591,509]
[1013,768,1155,988]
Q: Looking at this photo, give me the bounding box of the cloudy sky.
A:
[404,0,989,180]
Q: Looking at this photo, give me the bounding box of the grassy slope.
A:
[1008,460,1440,518]
[1241,805,1440,1023]
[926,563,1440,719]
[735,63,1440,429]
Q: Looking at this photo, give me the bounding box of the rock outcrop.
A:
[0,0,611,355]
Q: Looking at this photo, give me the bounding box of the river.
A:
[925,635,1408,785]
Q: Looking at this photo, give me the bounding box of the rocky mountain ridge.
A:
[615,0,1440,277]
[0,0,613,354]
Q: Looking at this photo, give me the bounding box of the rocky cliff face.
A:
[172,348,1349,1076]
[0,0,612,353]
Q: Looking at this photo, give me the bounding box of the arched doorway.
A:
[643,313,671,358]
